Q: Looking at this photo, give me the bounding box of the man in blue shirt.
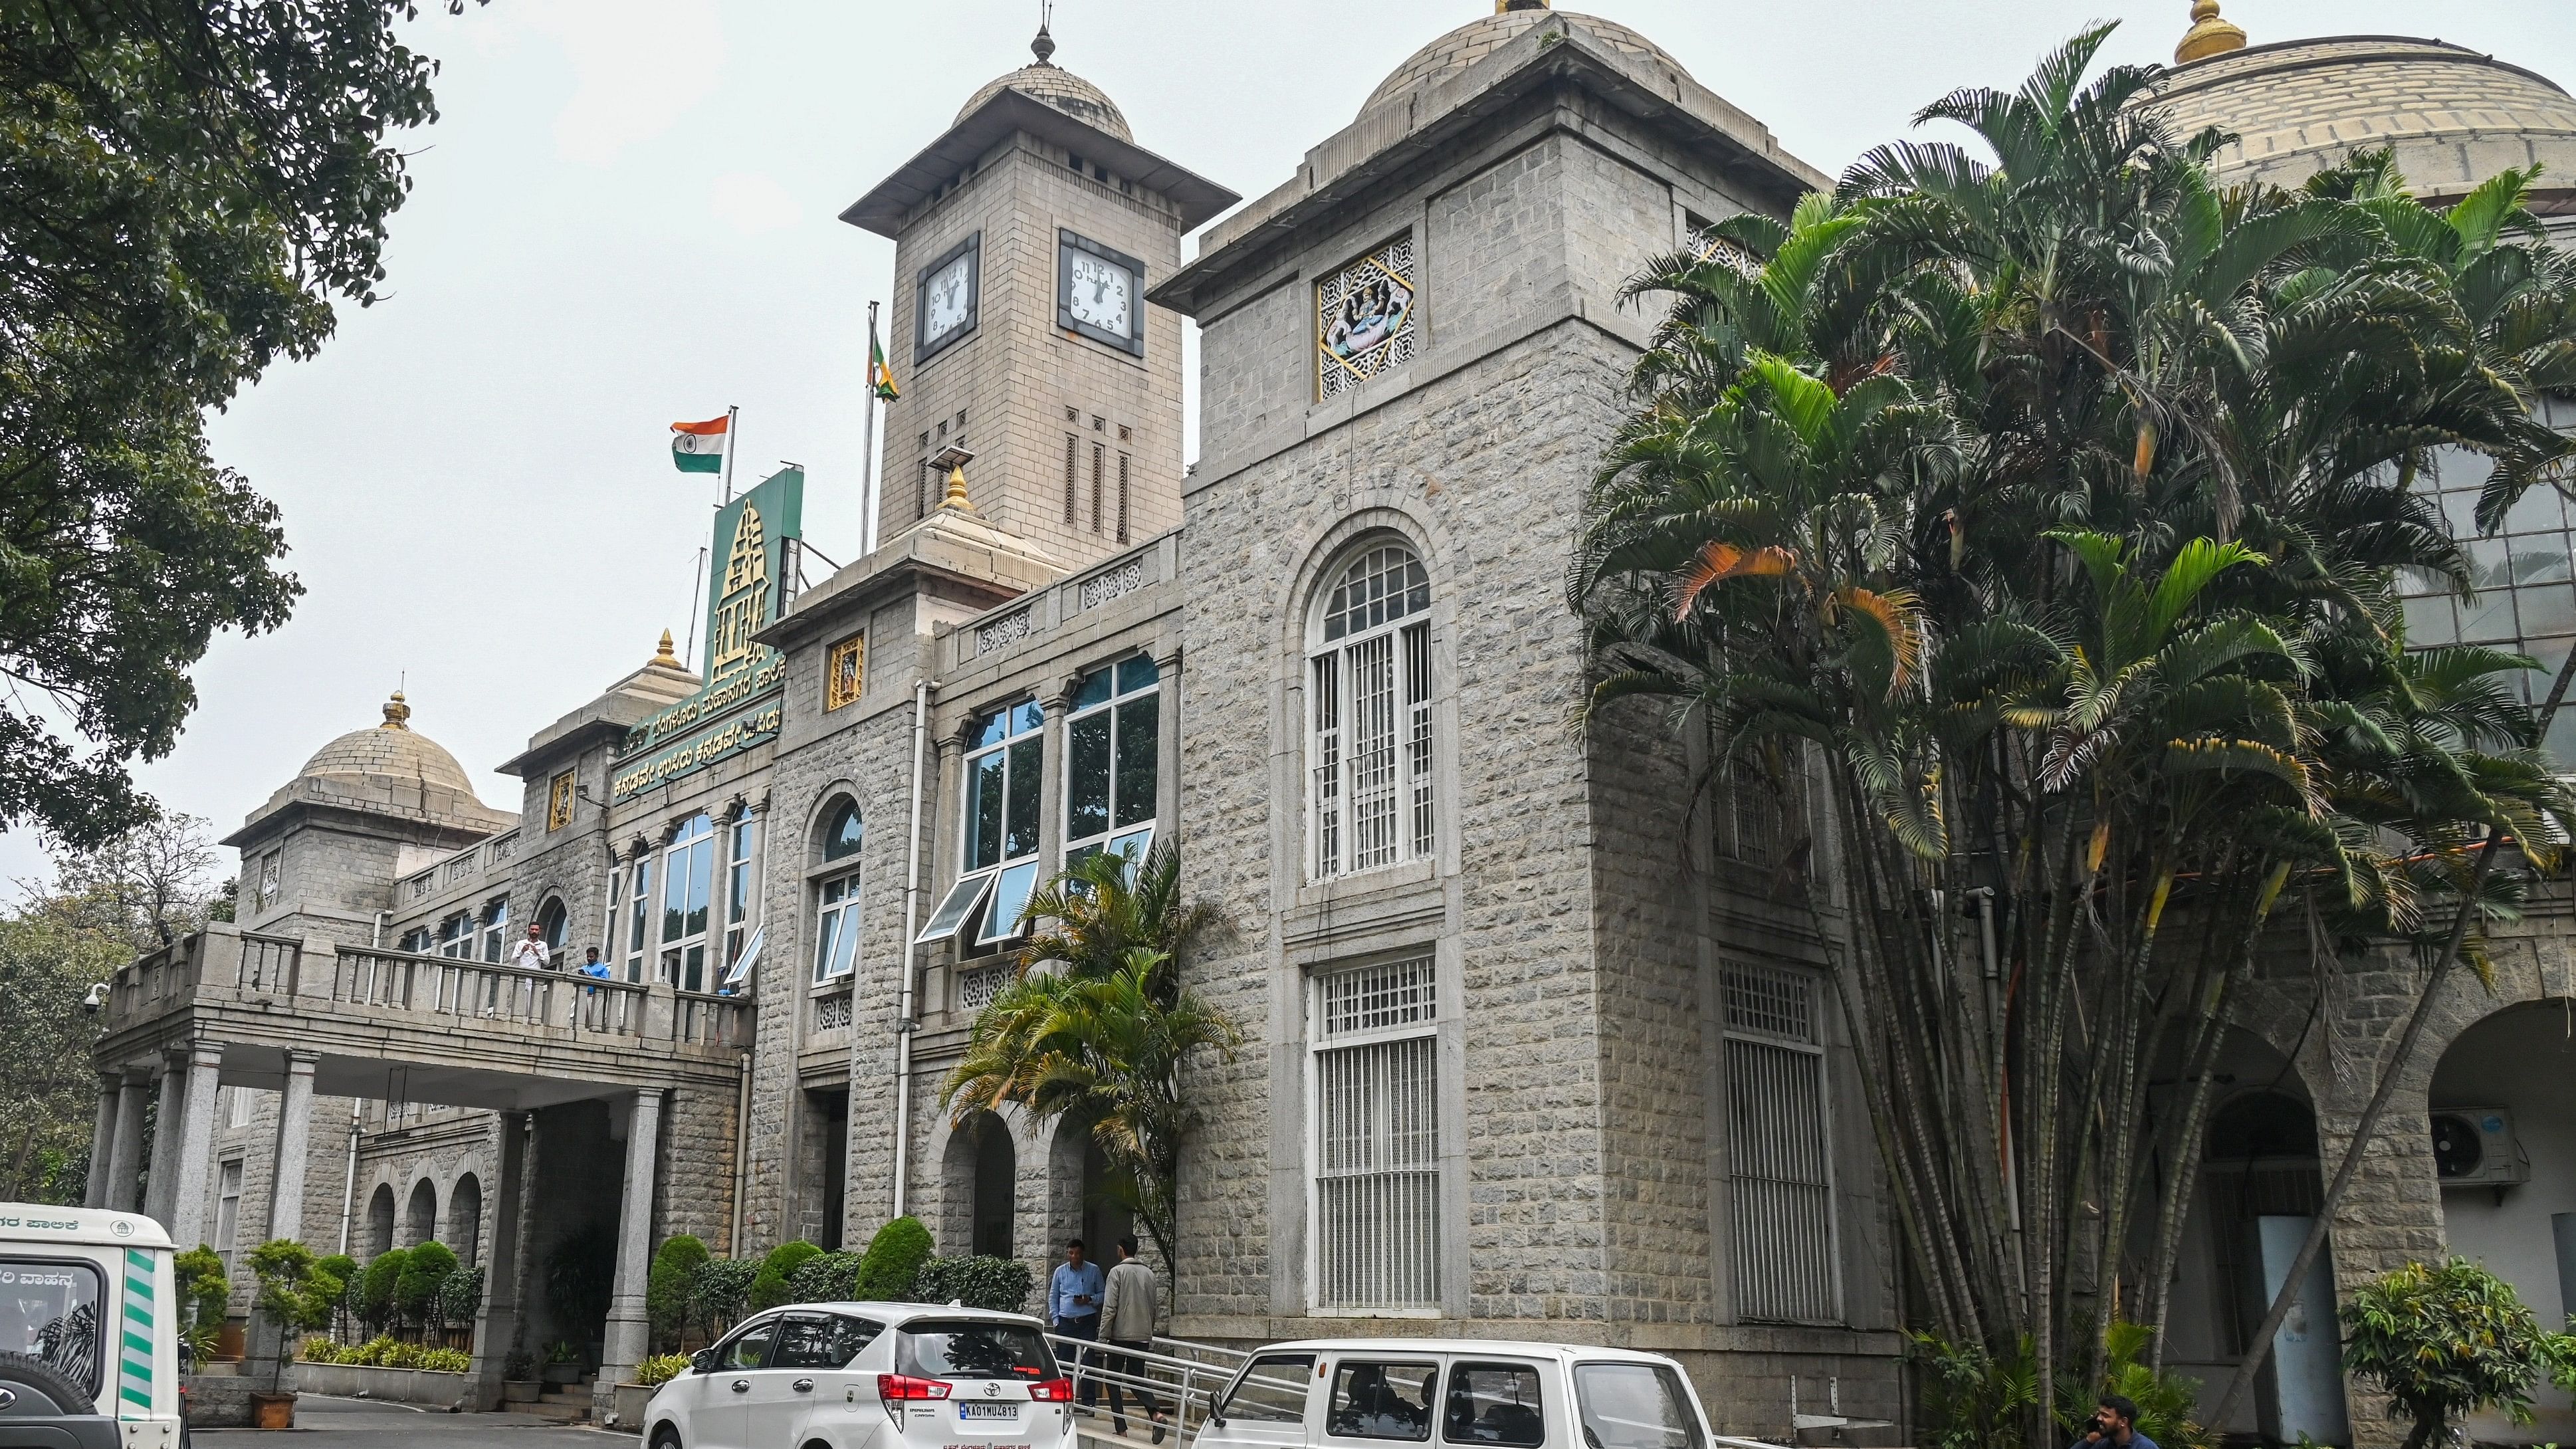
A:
[2070,1395,2157,1449]
[1049,1238,1106,1411]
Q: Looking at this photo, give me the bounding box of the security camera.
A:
[80,982,108,1013]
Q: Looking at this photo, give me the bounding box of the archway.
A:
[406,1178,438,1246]
[941,1111,1018,1261]
[2429,999,2576,1442]
[451,1174,483,1268]
[1045,1111,1135,1268]
[367,1183,395,1257]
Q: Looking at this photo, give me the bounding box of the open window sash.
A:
[976,861,1041,947]
[915,872,996,947]
[720,923,763,989]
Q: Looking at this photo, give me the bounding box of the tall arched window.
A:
[1308,542,1435,879]
[813,800,863,983]
[661,814,716,991]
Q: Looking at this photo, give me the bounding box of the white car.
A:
[643,1303,1073,1449]
[1192,1340,1714,1449]
[0,1202,186,1449]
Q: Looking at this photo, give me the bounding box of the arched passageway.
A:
[451,1174,483,1268]
[367,1183,396,1257]
[407,1178,438,1246]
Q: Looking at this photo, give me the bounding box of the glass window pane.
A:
[1115,694,1159,828]
[2518,584,2576,639]
[685,838,712,937]
[1326,1362,1437,1442]
[2506,487,2565,534]
[973,707,1011,750]
[721,1320,777,1371]
[1221,1356,1317,1424]
[1572,1366,1702,1449]
[825,802,864,860]
[2511,535,2573,585]
[1005,738,1043,859]
[663,850,687,943]
[1069,711,1112,841]
[1117,655,1160,693]
[916,873,996,947]
[968,751,1007,871]
[2402,594,2457,647]
[2460,591,2518,643]
[829,907,860,978]
[1073,667,1115,711]
[1444,1364,1545,1448]
[1012,700,1045,736]
[982,861,1040,945]
[0,1256,102,1395]
[813,909,842,982]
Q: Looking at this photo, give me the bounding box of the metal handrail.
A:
[1041,1331,1283,1445]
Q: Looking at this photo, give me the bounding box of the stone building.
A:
[81,3,2576,1442]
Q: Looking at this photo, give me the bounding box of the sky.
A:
[11,0,2573,887]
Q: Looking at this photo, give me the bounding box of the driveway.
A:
[197,1395,633,1446]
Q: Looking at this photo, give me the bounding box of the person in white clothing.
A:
[507,922,554,971]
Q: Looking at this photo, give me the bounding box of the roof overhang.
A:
[840,88,1241,239]
[495,717,629,780]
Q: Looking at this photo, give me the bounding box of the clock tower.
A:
[843,25,1237,568]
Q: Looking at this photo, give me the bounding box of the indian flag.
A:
[671,414,729,474]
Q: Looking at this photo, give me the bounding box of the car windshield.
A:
[1572,1365,1703,1449]
[0,1257,103,1396]
[897,1319,1057,1380]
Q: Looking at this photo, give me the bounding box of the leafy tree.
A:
[747,1240,822,1312]
[542,1223,616,1341]
[851,1216,934,1302]
[358,1248,408,1335]
[173,1245,231,1363]
[394,1240,457,1331]
[1016,839,1218,982]
[249,1240,343,1391]
[2343,1258,2576,1449]
[434,1265,483,1331]
[0,1,493,846]
[314,1254,357,1343]
[646,1236,709,1351]
[1568,23,2576,1446]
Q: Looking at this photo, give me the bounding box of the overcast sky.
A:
[14,0,2572,887]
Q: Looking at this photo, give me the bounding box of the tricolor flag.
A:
[671,415,729,474]
[869,330,900,401]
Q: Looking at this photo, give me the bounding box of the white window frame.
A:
[436,911,475,960]
[214,1159,245,1270]
[254,851,281,914]
[925,700,1045,950]
[1720,960,1842,1325]
[1063,655,1160,869]
[478,896,508,963]
[661,814,717,991]
[620,854,655,983]
[1308,544,1436,881]
[1307,954,1442,1315]
[812,799,865,984]
[724,809,762,978]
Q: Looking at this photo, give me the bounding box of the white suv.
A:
[643,1303,1073,1449]
[1192,1340,1714,1449]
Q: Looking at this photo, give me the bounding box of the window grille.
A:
[1310,546,1436,879]
[1117,453,1130,543]
[1721,962,1838,1323]
[1312,956,1441,1312]
[1064,435,1079,523]
[1725,755,1785,864]
[917,457,931,520]
[1091,443,1105,534]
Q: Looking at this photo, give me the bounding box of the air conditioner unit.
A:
[2430,1107,2529,1188]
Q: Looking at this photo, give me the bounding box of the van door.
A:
[691,1315,784,1449]
[1437,1361,1549,1449]
[1201,1353,1315,1449]
[1321,1358,1440,1449]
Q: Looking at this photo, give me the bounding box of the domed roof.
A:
[296,692,479,799]
[956,29,1130,143]
[1360,8,1687,121]
[2147,33,2576,206]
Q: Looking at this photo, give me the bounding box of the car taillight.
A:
[1028,1379,1073,1402]
[879,1374,954,1402]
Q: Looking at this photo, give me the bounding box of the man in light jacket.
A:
[1099,1235,1165,1442]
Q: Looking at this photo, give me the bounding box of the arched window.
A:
[660,814,716,991]
[1308,542,1436,879]
[815,800,863,983]
[536,898,569,953]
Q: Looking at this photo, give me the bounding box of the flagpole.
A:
[720,403,740,504]
[861,301,882,559]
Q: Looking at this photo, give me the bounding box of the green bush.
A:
[249,1241,344,1391]
[416,1347,471,1374]
[2082,1321,2208,1449]
[786,1251,863,1304]
[395,1241,459,1326]
[748,1240,823,1311]
[315,1254,357,1337]
[359,1249,408,1332]
[174,1246,230,1363]
[2343,1257,2576,1449]
[435,1266,484,1329]
[914,1256,1033,1313]
[852,1217,935,1302]
[635,1353,693,1389]
[647,1235,710,1350]
[690,1258,758,1333]
[1907,1331,2038,1449]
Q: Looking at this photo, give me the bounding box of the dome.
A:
[296,692,480,800]
[1360,9,1687,121]
[2147,34,2576,207]
[956,31,1131,144]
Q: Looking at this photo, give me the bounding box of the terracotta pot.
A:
[250,1391,296,1430]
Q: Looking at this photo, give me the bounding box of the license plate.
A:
[960,1404,1020,1420]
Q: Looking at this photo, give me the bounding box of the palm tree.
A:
[1014,839,1218,992]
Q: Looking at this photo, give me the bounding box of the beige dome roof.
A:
[1360,9,1686,120]
[2147,36,2576,207]
[296,693,479,799]
[957,61,1130,143]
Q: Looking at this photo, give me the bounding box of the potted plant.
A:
[500,1349,542,1404]
[542,1340,584,1387]
[247,1240,344,1430]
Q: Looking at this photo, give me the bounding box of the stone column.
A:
[142,1050,188,1228]
[1154,647,1183,846]
[1035,683,1072,874]
[469,1111,530,1411]
[83,1077,122,1210]
[166,1042,224,1249]
[595,1089,665,1421]
[104,1070,151,1214]
[267,1052,319,1244]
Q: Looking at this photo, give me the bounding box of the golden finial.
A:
[930,445,978,514]
[653,629,680,667]
[2175,0,2246,64]
[1497,0,1550,11]
[379,691,411,731]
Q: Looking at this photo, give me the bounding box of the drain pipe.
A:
[891,679,931,1219]
[336,1118,360,1254]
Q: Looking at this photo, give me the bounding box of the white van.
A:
[1193,1341,1713,1449]
[641,1303,1074,1449]
[0,1202,185,1449]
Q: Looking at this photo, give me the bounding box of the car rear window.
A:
[896,1319,1057,1380]
[1572,1365,1702,1449]
[0,1258,103,1396]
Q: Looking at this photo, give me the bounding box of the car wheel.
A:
[651,1424,684,1449]
[0,1351,96,1416]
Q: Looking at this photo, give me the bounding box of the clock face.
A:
[922,254,974,346]
[1067,253,1134,336]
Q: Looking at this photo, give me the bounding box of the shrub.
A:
[250,1242,344,1391]
[502,1349,536,1381]
[359,1249,408,1332]
[690,1258,758,1333]
[748,1240,823,1311]
[435,1266,485,1329]
[647,1235,710,1350]
[1908,1331,2038,1449]
[417,1347,472,1374]
[544,1225,617,1334]
[298,1336,339,1364]
[2343,1257,2576,1449]
[173,1246,230,1363]
[635,1353,693,1389]
[852,1217,935,1302]
[2085,1321,2209,1449]
[315,1254,358,1339]
[395,1241,459,1326]
[786,1251,864,1305]
[915,1256,1033,1313]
